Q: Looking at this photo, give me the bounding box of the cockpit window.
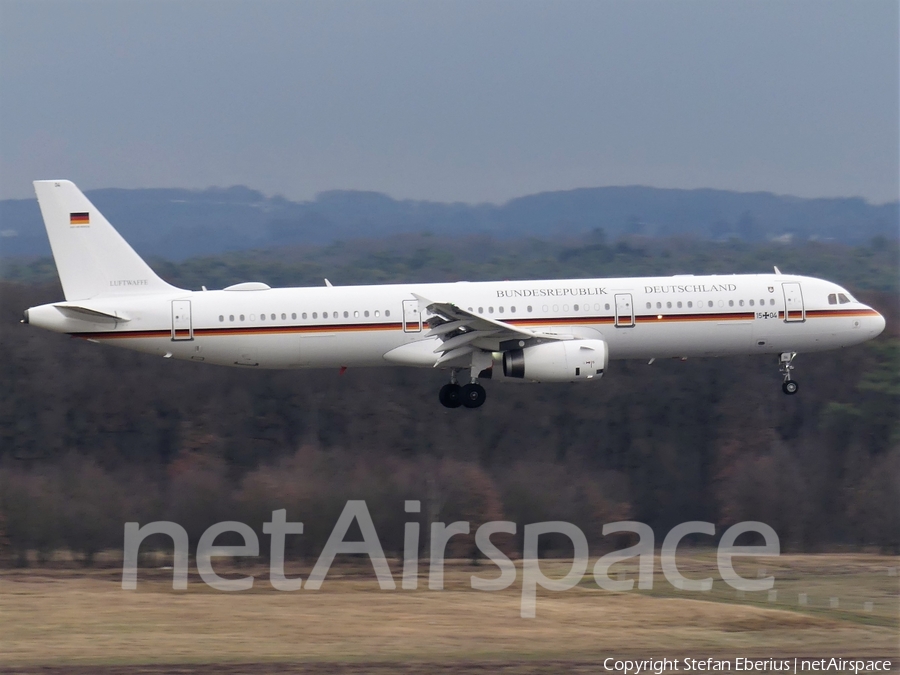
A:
[827,293,837,305]
[838,293,851,304]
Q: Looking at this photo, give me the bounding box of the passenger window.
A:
[478,307,484,313]
[312,312,318,319]
[385,310,390,317]
[282,313,286,320]
[499,306,504,313]
[677,301,682,309]
[656,302,662,309]
[374,310,380,317]
[749,299,754,306]
[219,315,224,322]
[770,299,775,305]
[708,301,713,308]
[364,310,369,317]
[838,293,850,304]
[291,313,296,320]
[344,311,349,318]
[271,314,276,320]
[229,315,234,322]
[573,304,578,311]
[260,314,266,321]
[687,301,693,308]
[666,302,672,309]
[605,303,610,311]
[728,300,734,307]
[489,307,494,314]
[511,306,516,313]
[527,306,533,312]
[240,314,245,321]
[646,302,652,309]
[739,300,744,307]
[354,311,359,318]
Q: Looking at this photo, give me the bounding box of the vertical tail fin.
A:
[33,180,180,300]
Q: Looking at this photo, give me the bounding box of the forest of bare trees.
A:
[0,234,897,565]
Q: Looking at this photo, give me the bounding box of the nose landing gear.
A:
[779,352,799,395]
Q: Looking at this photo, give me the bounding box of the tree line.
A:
[0,234,897,564]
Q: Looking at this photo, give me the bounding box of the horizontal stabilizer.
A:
[54,303,130,324]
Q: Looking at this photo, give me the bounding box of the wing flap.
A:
[413,294,568,367]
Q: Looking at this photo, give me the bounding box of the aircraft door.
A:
[614,293,634,327]
[171,300,193,340]
[782,282,805,322]
[402,299,422,333]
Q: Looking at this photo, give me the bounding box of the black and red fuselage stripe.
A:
[67,307,881,340]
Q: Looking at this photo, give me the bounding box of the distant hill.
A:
[1,184,896,260]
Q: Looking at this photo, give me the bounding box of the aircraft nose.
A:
[872,311,886,337]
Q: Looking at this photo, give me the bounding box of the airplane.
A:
[22,180,886,408]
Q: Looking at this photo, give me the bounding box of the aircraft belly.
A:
[194,331,404,369]
[605,321,755,359]
[752,317,862,354]
[296,330,406,368]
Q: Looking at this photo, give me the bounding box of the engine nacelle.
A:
[501,339,608,383]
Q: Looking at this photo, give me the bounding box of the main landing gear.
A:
[779,352,799,395]
[439,370,486,409]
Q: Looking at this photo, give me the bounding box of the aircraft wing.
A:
[414,294,566,366]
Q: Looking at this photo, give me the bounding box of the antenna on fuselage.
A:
[773,266,782,275]
[324,279,334,287]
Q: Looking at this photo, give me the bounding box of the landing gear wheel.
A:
[439,383,462,408]
[461,383,487,409]
[778,353,799,396]
[782,380,799,395]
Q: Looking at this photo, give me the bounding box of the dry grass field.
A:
[0,552,897,673]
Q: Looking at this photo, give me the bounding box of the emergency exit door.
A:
[614,293,634,327]
[171,300,193,340]
[402,299,422,332]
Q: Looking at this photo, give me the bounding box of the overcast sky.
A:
[1,0,897,204]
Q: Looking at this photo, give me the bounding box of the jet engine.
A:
[501,339,608,383]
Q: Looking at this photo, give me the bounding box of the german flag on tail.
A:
[69,212,90,227]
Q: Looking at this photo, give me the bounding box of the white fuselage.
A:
[25,273,885,373]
